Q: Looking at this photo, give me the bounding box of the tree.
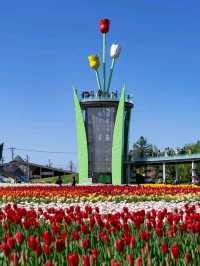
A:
[131,136,153,159]
[0,143,3,162]
[152,145,160,157]
[164,147,175,156]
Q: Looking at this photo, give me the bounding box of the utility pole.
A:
[68,160,74,172]
[1,157,5,165]
[9,147,16,161]
[26,155,30,180]
[48,159,52,168]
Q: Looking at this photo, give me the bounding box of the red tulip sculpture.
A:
[99,18,110,92]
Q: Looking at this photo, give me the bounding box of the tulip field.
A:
[0,185,200,265]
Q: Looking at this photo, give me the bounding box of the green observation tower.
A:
[73,19,133,185]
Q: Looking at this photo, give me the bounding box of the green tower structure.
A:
[73,19,133,185]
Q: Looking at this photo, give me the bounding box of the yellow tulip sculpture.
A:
[88,55,102,91]
[88,55,100,70]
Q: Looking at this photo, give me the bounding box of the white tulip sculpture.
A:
[110,44,121,58]
[107,44,121,92]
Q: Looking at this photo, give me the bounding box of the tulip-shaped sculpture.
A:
[99,18,110,92]
[107,44,121,92]
[88,55,102,91]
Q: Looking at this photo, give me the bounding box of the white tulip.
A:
[110,44,121,59]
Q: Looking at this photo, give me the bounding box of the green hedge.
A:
[97,175,112,184]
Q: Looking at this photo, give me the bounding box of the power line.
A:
[6,147,76,154]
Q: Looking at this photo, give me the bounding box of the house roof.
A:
[6,155,72,174]
[12,155,24,162]
[0,166,16,179]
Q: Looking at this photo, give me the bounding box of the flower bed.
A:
[0,203,200,265]
[0,185,199,265]
[0,184,199,203]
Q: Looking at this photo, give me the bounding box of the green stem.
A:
[107,58,115,93]
[95,70,102,91]
[103,33,106,92]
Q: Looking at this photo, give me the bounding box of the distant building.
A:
[0,156,71,182]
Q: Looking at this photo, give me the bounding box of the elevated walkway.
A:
[125,153,200,184]
[126,153,200,166]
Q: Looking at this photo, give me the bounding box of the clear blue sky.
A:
[1,0,200,169]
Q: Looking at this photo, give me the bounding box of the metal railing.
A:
[79,90,133,103]
[132,153,200,163]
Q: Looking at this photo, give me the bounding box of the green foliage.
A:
[131,136,153,159]
[184,140,200,154]
[0,143,3,161]
[97,175,112,184]
[31,174,78,184]
[130,139,200,182]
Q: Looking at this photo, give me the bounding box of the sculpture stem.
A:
[95,70,102,91]
[102,33,106,92]
[107,58,115,93]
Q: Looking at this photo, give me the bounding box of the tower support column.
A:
[192,161,196,184]
[126,163,131,185]
[163,163,166,183]
[175,165,179,184]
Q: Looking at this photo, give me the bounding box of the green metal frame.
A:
[112,87,125,185]
[73,89,88,184]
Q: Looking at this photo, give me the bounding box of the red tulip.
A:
[123,223,130,232]
[10,251,18,265]
[129,235,135,248]
[123,233,130,245]
[28,235,36,250]
[64,215,72,224]
[123,206,129,213]
[139,230,147,241]
[127,254,134,265]
[135,256,142,266]
[82,255,90,266]
[43,244,52,256]
[82,239,90,250]
[81,224,89,234]
[145,231,151,241]
[0,242,10,256]
[171,244,180,259]
[111,259,120,266]
[89,217,95,228]
[95,206,99,213]
[184,252,191,264]
[52,223,60,234]
[36,244,42,256]
[33,221,38,229]
[91,248,98,261]
[61,231,67,241]
[72,230,80,241]
[99,18,110,33]
[44,261,54,266]
[75,206,81,213]
[116,239,124,252]
[161,242,168,254]
[42,231,52,245]
[55,238,65,253]
[7,236,16,249]
[23,219,31,230]
[15,232,24,245]
[99,231,109,243]
[67,253,79,266]
[2,223,7,230]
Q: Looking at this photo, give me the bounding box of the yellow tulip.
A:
[88,55,100,70]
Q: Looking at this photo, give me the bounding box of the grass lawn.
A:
[31,174,78,184]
